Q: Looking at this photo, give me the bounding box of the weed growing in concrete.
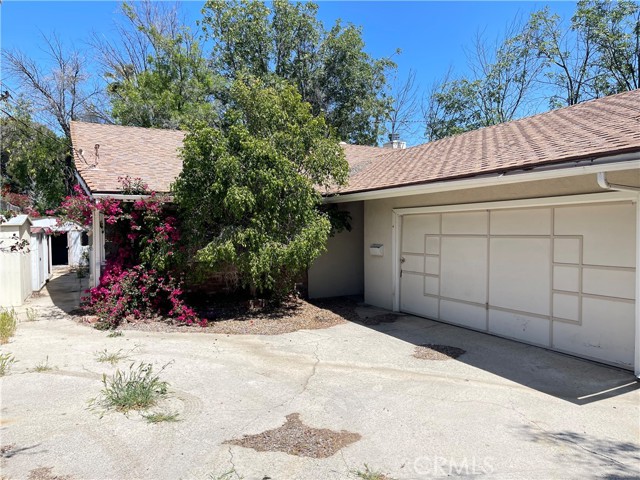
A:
[106,330,123,338]
[32,357,53,372]
[93,362,170,413]
[142,411,180,423]
[0,308,17,343]
[0,353,16,376]
[95,349,129,366]
[353,464,394,480]
[25,308,38,322]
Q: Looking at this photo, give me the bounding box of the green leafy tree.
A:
[0,99,68,212]
[201,0,395,145]
[528,7,600,107]
[173,76,348,297]
[94,1,217,129]
[423,22,544,141]
[573,0,640,94]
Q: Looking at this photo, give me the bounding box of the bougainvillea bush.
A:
[55,178,203,328]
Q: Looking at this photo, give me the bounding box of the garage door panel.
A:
[402,214,439,253]
[582,267,635,300]
[424,275,439,296]
[442,211,487,235]
[552,293,580,322]
[489,238,551,316]
[425,256,439,275]
[400,273,438,318]
[554,204,636,268]
[490,208,551,235]
[553,265,580,292]
[489,309,550,346]
[440,299,486,330]
[400,202,636,370]
[401,254,424,273]
[440,237,487,304]
[553,297,635,368]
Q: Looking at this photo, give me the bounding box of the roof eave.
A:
[324,151,640,204]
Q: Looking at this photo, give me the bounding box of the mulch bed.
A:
[413,344,466,361]
[224,413,361,458]
[76,297,361,336]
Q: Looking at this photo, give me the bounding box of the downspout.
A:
[596,172,640,193]
[597,172,640,379]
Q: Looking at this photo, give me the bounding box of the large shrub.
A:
[55,178,201,328]
[173,76,349,298]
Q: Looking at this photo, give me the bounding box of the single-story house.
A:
[71,89,640,376]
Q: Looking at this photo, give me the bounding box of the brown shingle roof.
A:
[340,89,640,194]
[71,121,185,194]
[72,89,640,196]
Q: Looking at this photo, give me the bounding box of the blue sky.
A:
[1,1,579,144]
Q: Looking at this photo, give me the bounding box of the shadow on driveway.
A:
[322,298,639,406]
[42,266,89,314]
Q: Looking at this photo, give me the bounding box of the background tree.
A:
[2,34,98,141]
[2,33,98,202]
[0,98,68,212]
[528,6,600,107]
[201,0,395,145]
[385,69,420,141]
[573,0,640,94]
[423,22,543,140]
[173,76,348,297]
[94,1,217,129]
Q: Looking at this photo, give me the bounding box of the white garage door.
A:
[399,202,636,369]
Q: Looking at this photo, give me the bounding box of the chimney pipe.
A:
[383,133,406,149]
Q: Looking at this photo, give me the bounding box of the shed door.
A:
[399,203,636,369]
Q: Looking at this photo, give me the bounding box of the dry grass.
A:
[0,308,17,344]
[224,413,361,458]
[353,464,395,480]
[94,348,129,365]
[413,344,466,361]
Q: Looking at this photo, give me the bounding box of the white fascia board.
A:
[392,191,636,216]
[92,193,174,202]
[74,171,93,198]
[324,153,640,204]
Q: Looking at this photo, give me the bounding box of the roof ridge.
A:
[411,88,640,150]
[70,120,186,136]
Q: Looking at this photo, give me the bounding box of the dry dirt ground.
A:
[1,269,639,480]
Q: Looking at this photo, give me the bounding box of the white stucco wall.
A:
[308,201,364,298]
[363,170,639,310]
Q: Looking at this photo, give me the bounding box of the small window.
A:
[81,232,89,246]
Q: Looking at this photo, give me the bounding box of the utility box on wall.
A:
[369,244,384,256]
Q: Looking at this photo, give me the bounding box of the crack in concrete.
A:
[299,341,321,395]
[227,445,237,474]
[226,340,324,442]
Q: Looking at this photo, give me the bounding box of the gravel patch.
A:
[27,467,73,480]
[360,313,401,326]
[224,413,361,458]
[413,344,466,361]
[0,444,15,458]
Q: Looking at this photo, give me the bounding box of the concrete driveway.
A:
[1,272,639,479]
